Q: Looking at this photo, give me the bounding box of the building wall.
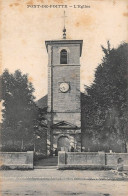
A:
[46,41,82,152]
[52,44,80,65]
[53,130,81,152]
[52,113,81,127]
[47,45,52,112]
[47,44,81,115]
[53,66,80,112]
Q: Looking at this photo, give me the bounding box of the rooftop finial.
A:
[62,11,67,39]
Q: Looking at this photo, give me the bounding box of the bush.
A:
[34,152,47,161]
[1,144,34,152]
[1,145,22,152]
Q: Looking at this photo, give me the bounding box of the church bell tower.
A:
[45,15,83,155]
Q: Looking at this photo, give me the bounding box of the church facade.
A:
[45,39,83,154]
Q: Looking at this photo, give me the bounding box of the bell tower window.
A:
[60,49,67,64]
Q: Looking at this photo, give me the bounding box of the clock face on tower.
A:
[59,82,70,93]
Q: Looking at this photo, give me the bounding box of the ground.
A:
[0,169,128,196]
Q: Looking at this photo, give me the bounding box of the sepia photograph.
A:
[0,0,128,195]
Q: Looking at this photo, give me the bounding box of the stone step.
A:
[34,166,58,169]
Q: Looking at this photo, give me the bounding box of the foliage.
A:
[82,42,128,152]
[33,106,47,153]
[0,69,38,148]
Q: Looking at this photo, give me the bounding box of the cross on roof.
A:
[62,11,67,39]
[62,11,67,28]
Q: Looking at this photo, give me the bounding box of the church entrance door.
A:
[57,136,70,152]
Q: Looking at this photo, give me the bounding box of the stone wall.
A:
[66,152,105,165]
[106,153,128,166]
[0,151,33,169]
[58,151,128,170]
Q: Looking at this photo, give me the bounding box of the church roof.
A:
[36,94,47,109]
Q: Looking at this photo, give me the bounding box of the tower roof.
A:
[45,40,83,56]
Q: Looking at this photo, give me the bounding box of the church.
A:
[37,18,83,155]
[45,25,83,155]
[36,19,127,156]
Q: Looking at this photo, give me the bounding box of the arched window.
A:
[60,49,67,64]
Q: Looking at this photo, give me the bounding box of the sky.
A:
[0,0,128,101]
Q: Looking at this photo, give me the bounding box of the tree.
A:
[0,69,38,150]
[82,42,128,152]
[34,106,47,155]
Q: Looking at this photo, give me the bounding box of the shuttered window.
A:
[60,49,67,64]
